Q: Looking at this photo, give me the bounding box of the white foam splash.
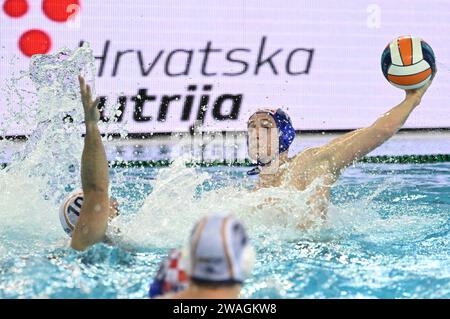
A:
[112,159,447,251]
[113,161,344,249]
[0,43,108,245]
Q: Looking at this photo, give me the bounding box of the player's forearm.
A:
[371,96,420,136]
[81,122,109,193]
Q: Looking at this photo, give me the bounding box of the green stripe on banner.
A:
[1,154,449,170]
[359,154,450,164]
[109,154,450,168]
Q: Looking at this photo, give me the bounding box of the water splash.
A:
[113,162,365,249]
[0,43,113,244]
[111,159,448,254]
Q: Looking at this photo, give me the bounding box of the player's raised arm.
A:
[323,78,434,175]
[71,75,110,251]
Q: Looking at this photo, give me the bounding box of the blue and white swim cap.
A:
[249,108,296,154]
[247,108,295,174]
[185,213,255,285]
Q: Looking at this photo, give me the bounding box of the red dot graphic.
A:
[3,0,29,18]
[19,29,52,57]
[42,0,80,22]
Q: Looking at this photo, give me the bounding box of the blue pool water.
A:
[0,163,449,299]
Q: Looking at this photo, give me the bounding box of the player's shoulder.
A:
[290,146,322,163]
[289,146,331,174]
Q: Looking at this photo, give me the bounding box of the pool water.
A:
[0,163,449,299]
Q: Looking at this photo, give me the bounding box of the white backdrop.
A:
[1,0,449,135]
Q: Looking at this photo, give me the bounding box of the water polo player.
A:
[59,75,119,251]
[247,74,436,223]
[152,213,255,299]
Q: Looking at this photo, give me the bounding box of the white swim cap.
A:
[59,191,84,237]
[183,213,255,285]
